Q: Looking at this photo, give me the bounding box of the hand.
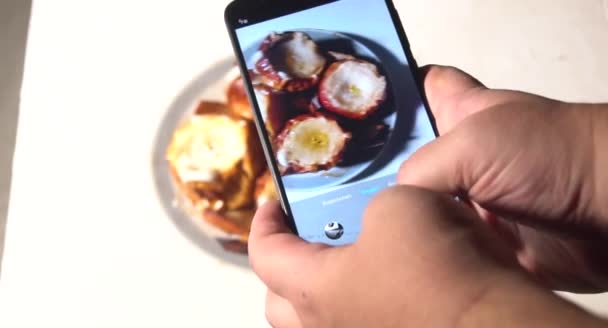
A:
[249,188,520,328]
[399,66,608,292]
[249,191,601,328]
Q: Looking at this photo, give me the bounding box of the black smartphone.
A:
[225,0,438,245]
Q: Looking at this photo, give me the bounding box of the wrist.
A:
[456,271,606,328]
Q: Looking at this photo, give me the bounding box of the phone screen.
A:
[229,0,437,245]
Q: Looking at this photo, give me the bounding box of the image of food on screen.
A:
[247,30,396,180]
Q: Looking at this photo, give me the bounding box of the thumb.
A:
[406,66,519,192]
[420,65,487,133]
[248,201,328,299]
[399,65,487,194]
[397,131,468,195]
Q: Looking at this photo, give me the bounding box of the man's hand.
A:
[250,189,603,328]
[247,65,608,327]
[399,66,608,292]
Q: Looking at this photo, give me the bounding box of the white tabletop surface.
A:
[0,0,607,327]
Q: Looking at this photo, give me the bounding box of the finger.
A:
[420,65,487,132]
[360,185,473,245]
[249,201,328,299]
[398,132,467,194]
[399,136,523,250]
[401,66,498,191]
[421,66,556,135]
[358,185,519,271]
[249,201,294,238]
[420,65,485,109]
[265,290,302,328]
[398,91,546,192]
[515,225,608,293]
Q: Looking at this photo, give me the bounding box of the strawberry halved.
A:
[255,32,327,92]
[276,114,351,174]
[319,59,387,120]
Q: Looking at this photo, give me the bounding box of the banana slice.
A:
[276,114,351,174]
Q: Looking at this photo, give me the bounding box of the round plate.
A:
[243,29,398,191]
[152,58,251,267]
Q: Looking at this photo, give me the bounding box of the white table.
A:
[0,0,606,326]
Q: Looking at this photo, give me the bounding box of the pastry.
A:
[226,74,254,120]
[167,101,265,212]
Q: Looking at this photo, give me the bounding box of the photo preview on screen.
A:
[234,0,436,245]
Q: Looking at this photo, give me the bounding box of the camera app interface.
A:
[235,0,436,245]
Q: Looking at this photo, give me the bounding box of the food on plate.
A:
[255,171,278,208]
[226,74,254,120]
[308,95,324,113]
[319,59,387,120]
[254,84,288,139]
[341,123,390,166]
[166,95,279,249]
[167,101,265,212]
[217,238,249,254]
[250,68,279,88]
[192,101,228,116]
[327,51,356,62]
[251,82,315,141]
[227,66,316,140]
[165,30,400,253]
[256,32,327,92]
[276,114,351,174]
[243,31,394,175]
[203,208,256,239]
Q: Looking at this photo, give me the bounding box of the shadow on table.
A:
[0,0,32,277]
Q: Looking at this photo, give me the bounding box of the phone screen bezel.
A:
[225,0,439,237]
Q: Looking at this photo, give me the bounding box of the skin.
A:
[249,65,608,327]
[400,66,608,292]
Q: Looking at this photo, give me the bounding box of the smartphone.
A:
[225,0,438,246]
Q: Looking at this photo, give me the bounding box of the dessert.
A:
[167,101,265,212]
[226,74,254,120]
[254,84,288,139]
[166,30,397,251]
[276,114,351,174]
[256,32,327,92]
[319,59,387,120]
